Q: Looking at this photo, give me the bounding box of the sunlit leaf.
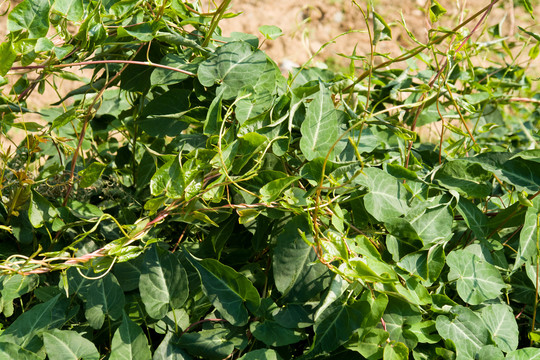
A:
[447,249,505,305]
[139,244,189,320]
[436,306,492,360]
[43,329,99,360]
[7,0,51,38]
[110,314,152,360]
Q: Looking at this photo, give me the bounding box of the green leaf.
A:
[429,0,447,23]
[273,215,315,296]
[447,249,505,305]
[436,306,492,360]
[382,298,422,349]
[408,321,440,344]
[43,329,99,360]
[507,347,540,360]
[239,349,283,360]
[250,321,305,346]
[0,341,41,360]
[309,299,367,356]
[408,196,453,245]
[259,25,283,40]
[0,274,39,303]
[0,295,66,349]
[7,0,51,38]
[515,196,540,268]
[118,23,154,41]
[518,0,535,18]
[52,0,84,21]
[85,273,125,329]
[299,83,344,161]
[139,244,189,320]
[357,168,410,222]
[501,158,540,192]
[28,190,59,228]
[110,314,152,360]
[184,250,260,326]
[383,341,409,360]
[139,89,190,137]
[398,252,428,281]
[151,54,198,86]
[153,333,192,360]
[79,162,107,188]
[480,304,518,353]
[0,42,17,76]
[434,160,492,198]
[372,11,392,44]
[150,155,185,198]
[176,328,235,360]
[456,197,489,240]
[198,41,267,100]
[260,176,300,202]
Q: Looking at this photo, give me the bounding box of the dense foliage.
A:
[1,0,540,359]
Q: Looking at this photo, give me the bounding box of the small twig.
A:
[180,318,227,337]
[11,60,196,77]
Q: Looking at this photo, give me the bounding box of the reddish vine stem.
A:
[61,61,130,206]
[404,0,499,168]
[342,0,500,93]
[179,318,227,337]
[11,60,196,77]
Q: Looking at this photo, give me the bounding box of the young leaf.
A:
[259,25,283,40]
[299,83,343,161]
[0,42,16,76]
[372,11,392,44]
[52,0,84,22]
[110,314,152,360]
[43,329,100,360]
[429,0,447,23]
[139,244,189,320]
[7,0,51,38]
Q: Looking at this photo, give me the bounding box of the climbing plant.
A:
[0,0,540,359]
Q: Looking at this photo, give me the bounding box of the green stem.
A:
[202,0,232,48]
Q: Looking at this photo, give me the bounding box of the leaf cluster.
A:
[0,0,540,359]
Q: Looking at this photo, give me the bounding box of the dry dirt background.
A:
[0,0,538,145]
